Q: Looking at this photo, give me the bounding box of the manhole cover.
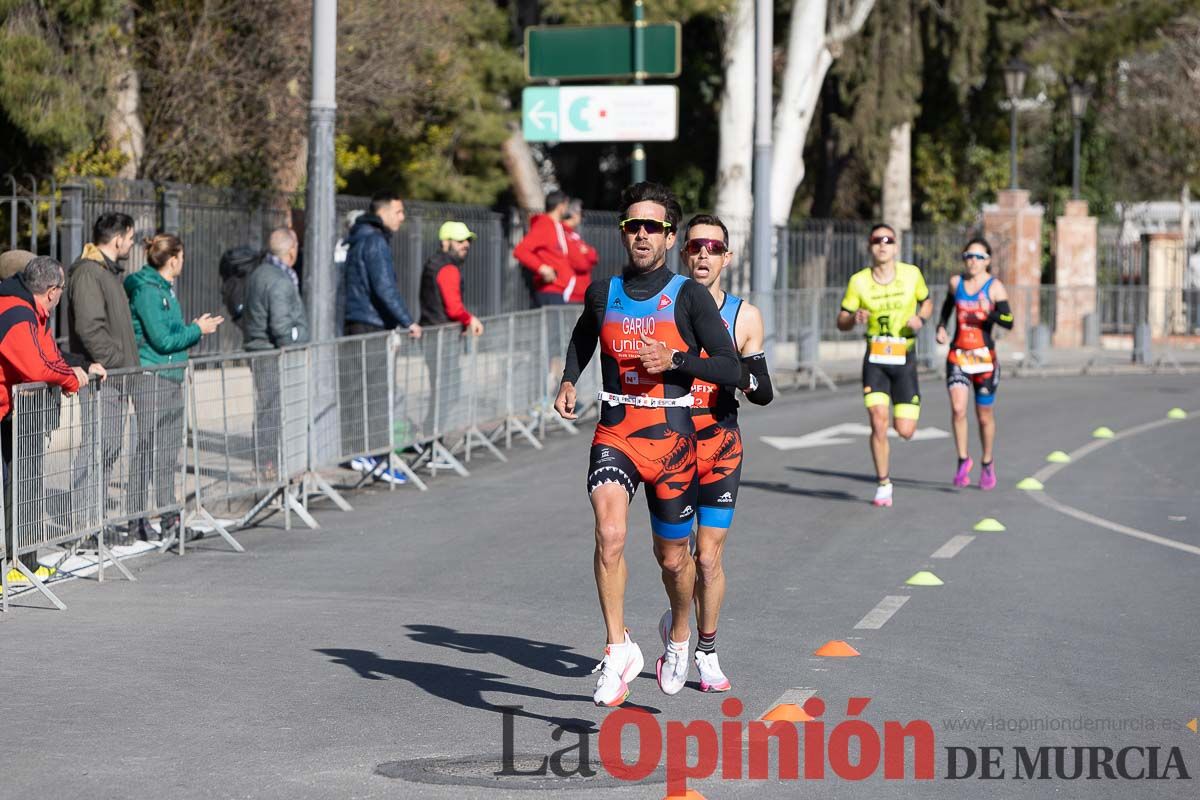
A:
[375,753,665,790]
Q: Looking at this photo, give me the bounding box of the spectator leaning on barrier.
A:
[343,191,422,339]
[514,189,574,307]
[67,213,136,541]
[0,256,98,582]
[563,198,597,304]
[418,221,484,337]
[417,222,484,440]
[243,228,309,478]
[125,234,223,542]
[67,212,139,370]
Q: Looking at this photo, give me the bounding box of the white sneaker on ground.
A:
[348,456,377,473]
[694,651,731,692]
[872,482,893,507]
[591,631,644,707]
[372,463,408,485]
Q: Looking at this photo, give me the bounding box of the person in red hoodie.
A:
[564,198,598,305]
[513,190,573,307]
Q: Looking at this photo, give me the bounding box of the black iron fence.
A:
[7,174,1188,357]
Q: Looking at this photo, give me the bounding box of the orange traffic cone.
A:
[814,639,860,657]
[761,703,813,722]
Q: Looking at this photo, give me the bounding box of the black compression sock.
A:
[697,630,717,654]
[958,456,969,467]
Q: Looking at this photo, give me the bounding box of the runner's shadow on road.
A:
[316,648,605,732]
[405,625,593,678]
[786,466,957,493]
[741,479,859,502]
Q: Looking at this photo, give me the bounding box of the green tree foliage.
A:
[913,134,1008,222]
[541,0,728,25]
[341,0,521,203]
[1097,14,1200,198]
[0,0,121,171]
[831,0,922,186]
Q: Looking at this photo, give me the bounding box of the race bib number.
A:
[868,336,908,365]
[955,347,994,375]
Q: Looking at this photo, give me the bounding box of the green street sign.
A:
[525,22,681,82]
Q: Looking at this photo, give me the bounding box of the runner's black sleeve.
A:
[561,282,605,384]
[739,352,773,405]
[988,299,1014,329]
[672,281,741,385]
[938,291,956,328]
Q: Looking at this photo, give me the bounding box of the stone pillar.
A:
[983,189,1044,344]
[1143,232,1186,335]
[1053,199,1097,347]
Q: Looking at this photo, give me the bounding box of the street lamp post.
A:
[1003,59,1029,190]
[1069,82,1091,200]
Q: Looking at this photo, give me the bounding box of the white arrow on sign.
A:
[527,100,557,133]
[762,423,950,451]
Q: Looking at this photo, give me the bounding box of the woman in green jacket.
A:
[125,233,223,541]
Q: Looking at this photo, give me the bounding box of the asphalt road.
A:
[1,372,1197,799]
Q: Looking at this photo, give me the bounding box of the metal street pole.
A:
[1071,116,1082,199]
[1009,102,1019,191]
[751,0,775,343]
[631,0,647,183]
[304,0,337,342]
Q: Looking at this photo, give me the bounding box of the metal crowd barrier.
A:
[186,350,286,552]
[5,291,1194,611]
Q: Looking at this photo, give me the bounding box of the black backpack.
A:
[219,245,261,322]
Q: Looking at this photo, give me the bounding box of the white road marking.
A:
[854,595,910,629]
[1028,491,1200,557]
[931,534,975,559]
[763,423,949,451]
[1024,408,1200,557]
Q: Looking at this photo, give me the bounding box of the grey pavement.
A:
[1,373,1198,799]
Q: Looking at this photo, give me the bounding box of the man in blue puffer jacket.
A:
[342,191,423,340]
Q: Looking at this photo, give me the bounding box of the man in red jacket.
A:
[418,222,484,439]
[0,255,99,584]
[513,190,573,307]
[564,198,598,305]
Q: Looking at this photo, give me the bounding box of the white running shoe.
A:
[694,651,731,693]
[591,632,644,707]
[657,638,690,695]
[656,611,690,695]
[872,482,893,507]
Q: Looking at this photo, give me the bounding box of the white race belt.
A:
[867,335,908,365]
[598,391,695,408]
[954,347,994,375]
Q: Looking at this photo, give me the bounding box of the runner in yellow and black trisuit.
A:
[836,223,933,507]
[935,236,1013,490]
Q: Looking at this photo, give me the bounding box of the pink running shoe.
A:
[953,457,974,488]
[979,461,996,491]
